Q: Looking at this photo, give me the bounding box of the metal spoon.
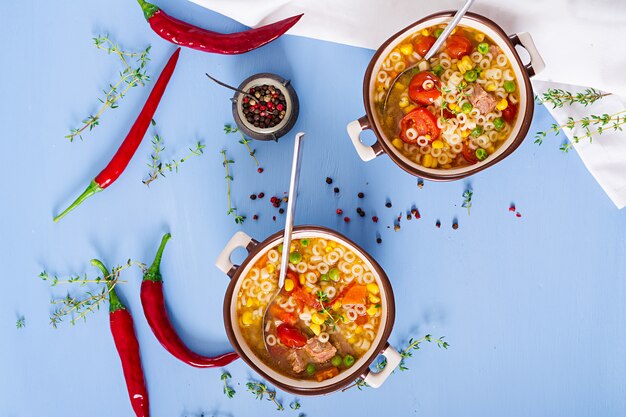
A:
[263,132,304,353]
[382,0,476,111]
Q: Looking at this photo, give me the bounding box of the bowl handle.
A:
[509,32,545,78]
[215,231,258,278]
[362,343,403,388]
[347,115,384,162]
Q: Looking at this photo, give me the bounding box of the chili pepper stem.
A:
[144,233,171,282]
[90,259,125,312]
[53,180,103,223]
[137,0,159,20]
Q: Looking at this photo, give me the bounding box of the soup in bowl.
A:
[347,12,545,180]
[216,226,401,395]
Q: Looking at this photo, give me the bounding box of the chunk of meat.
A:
[304,337,337,363]
[469,84,497,114]
[489,45,500,57]
[287,349,308,373]
[330,331,356,357]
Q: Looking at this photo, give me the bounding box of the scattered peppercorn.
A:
[516,212,522,218]
[359,211,365,217]
[417,179,424,189]
[436,220,441,228]
[279,208,285,214]
[452,222,459,230]
[283,196,288,203]
[385,201,392,208]
[411,208,421,219]
[257,192,265,199]
[336,208,343,215]
[257,167,264,174]
[406,213,412,220]
[272,216,276,221]
[344,217,350,223]
[376,237,382,244]
[325,177,333,184]
[394,224,400,232]
[333,187,340,194]
[253,214,258,220]
[357,192,364,198]
[372,216,379,223]
[250,194,257,200]
[242,84,287,129]
[509,205,516,212]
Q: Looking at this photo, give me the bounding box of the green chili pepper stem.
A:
[91,259,125,313]
[144,233,171,282]
[137,0,159,20]
[53,180,103,223]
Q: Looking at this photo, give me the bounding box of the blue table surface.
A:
[2,1,625,416]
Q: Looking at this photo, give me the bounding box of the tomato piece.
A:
[400,108,440,144]
[414,35,437,56]
[461,143,478,164]
[292,287,322,310]
[408,71,441,105]
[442,109,455,119]
[270,304,297,325]
[445,34,473,59]
[355,314,369,325]
[276,323,307,348]
[501,101,518,123]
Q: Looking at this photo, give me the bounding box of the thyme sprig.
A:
[221,372,236,398]
[315,291,343,329]
[224,124,259,166]
[342,378,369,392]
[16,316,25,329]
[42,260,145,328]
[462,189,473,216]
[289,400,301,410]
[143,133,206,186]
[66,35,151,141]
[534,110,626,152]
[221,150,246,224]
[246,382,283,411]
[538,88,609,109]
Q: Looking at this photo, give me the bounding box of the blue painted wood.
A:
[1,1,625,416]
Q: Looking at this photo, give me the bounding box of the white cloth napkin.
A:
[189,0,626,207]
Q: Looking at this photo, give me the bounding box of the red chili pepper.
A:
[91,259,149,417]
[53,48,181,222]
[141,233,239,368]
[137,0,303,55]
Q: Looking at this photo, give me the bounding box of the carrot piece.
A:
[257,254,268,268]
[341,284,367,305]
[315,366,339,382]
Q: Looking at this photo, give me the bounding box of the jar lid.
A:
[231,73,299,141]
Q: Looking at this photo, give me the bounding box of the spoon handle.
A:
[278,132,305,288]
[424,0,476,61]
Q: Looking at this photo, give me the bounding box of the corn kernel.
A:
[425,134,431,140]
[355,326,364,335]
[369,294,381,304]
[457,56,474,74]
[462,129,470,138]
[348,336,357,344]
[311,313,324,325]
[242,311,253,326]
[310,323,321,336]
[403,104,417,114]
[366,283,379,294]
[248,298,258,308]
[432,140,444,149]
[421,29,430,36]
[475,33,485,42]
[392,138,404,150]
[443,164,452,169]
[329,241,336,248]
[367,305,378,316]
[399,43,413,56]
[377,85,385,92]
[325,246,332,253]
[299,275,305,285]
[394,81,405,90]
[422,154,433,168]
[488,146,495,154]
[284,278,294,292]
[266,264,275,273]
[431,159,438,169]
[485,82,497,92]
[332,301,342,311]
[398,96,410,108]
[448,103,458,111]
[496,98,508,111]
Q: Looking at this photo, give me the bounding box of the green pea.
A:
[319,274,330,282]
[432,64,444,77]
[477,42,489,54]
[434,28,444,38]
[289,252,302,264]
[277,244,283,253]
[461,102,473,114]
[300,239,310,247]
[504,81,516,93]
[494,117,505,131]
[343,355,355,367]
[306,363,316,375]
[331,355,343,367]
[328,268,340,282]
[470,126,483,138]
[475,148,488,161]
[463,70,478,83]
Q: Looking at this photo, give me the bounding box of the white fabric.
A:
[190,0,626,208]
[533,81,626,209]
